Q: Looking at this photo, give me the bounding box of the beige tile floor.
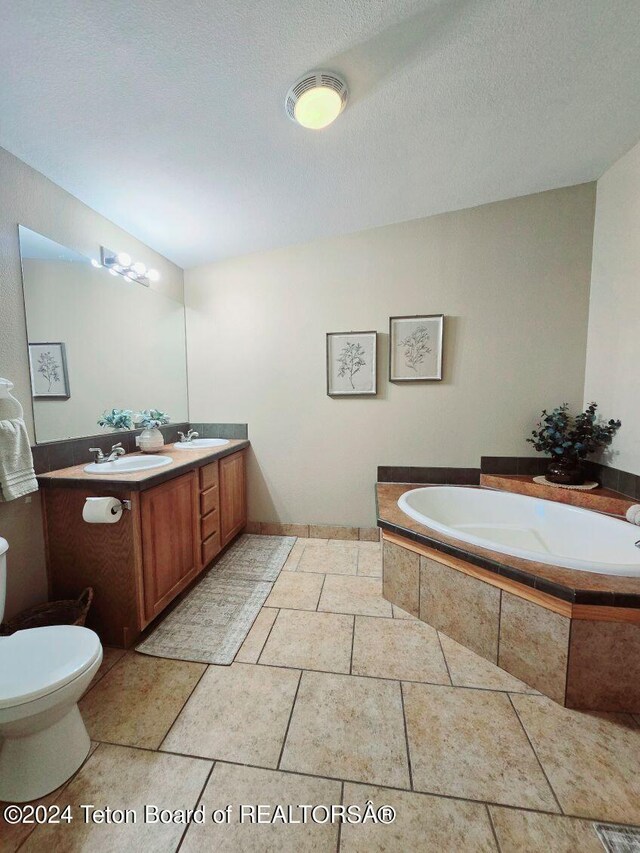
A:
[4,536,640,852]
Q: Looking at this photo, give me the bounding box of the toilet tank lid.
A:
[0,538,7,556]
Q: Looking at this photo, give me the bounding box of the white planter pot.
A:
[138,427,164,453]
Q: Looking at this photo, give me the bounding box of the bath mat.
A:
[136,534,295,665]
[532,476,599,491]
[595,824,640,853]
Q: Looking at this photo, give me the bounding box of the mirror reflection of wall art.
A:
[389,314,444,381]
[28,342,70,399]
[326,331,377,397]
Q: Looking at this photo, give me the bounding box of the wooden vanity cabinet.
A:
[140,470,200,622]
[42,448,248,647]
[219,450,247,546]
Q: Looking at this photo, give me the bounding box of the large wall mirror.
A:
[19,226,188,443]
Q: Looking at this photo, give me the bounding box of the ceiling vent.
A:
[285,71,348,130]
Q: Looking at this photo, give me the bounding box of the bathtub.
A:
[397,486,640,577]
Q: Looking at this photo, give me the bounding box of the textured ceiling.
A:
[1,1,639,268]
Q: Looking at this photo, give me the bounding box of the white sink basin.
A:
[84,455,173,474]
[173,439,230,449]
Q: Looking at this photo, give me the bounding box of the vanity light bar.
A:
[95,247,160,287]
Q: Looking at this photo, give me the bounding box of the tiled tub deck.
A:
[377,484,640,713]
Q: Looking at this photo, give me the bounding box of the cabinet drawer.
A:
[200,461,219,491]
[201,507,219,541]
[200,484,219,516]
[202,531,221,566]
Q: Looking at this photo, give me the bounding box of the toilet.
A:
[0,536,103,802]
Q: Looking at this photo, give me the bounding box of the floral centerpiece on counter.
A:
[134,409,170,453]
[527,402,621,485]
[96,408,170,453]
[97,408,133,430]
[135,409,170,429]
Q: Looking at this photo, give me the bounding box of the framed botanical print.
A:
[326,331,377,396]
[389,314,444,381]
[28,342,70,399]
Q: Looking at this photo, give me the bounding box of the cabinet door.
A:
[219,450,247,547]
[140,471,200,622]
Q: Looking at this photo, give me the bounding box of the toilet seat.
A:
[0,625,102,709]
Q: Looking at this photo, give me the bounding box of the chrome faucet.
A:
[88,442,126,464]
[178,429,199,443]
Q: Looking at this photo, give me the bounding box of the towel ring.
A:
[0,378,25,420]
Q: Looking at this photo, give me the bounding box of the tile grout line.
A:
[336,780,345,853]
[399,681,414,791]
[157,663,210,752]
[80,650,130,702]
[349,615,356,675]
[506,693,564,815]
[316,572,329,611]
[435,630,454,686]
[266,599,394,618]
[79,738,640,830]
[241,658,536,696]
[276,669,303,770]
[254,608,281,665]
[174,760,216,852]
[85,650,127,693]
[485,803,503,852]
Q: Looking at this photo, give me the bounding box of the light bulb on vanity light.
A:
[116,252,132,267]
[147,268,160,282]
[132,261,147,276]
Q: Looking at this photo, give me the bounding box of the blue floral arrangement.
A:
[135,409,170,429]
[97,408,170,430]
[97,408,133,430]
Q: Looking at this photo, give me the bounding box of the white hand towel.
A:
[0,418,38,501]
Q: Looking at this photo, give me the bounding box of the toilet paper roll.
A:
[82,496,123,524]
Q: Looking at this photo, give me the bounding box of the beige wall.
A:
[186,184,596,528]
[584,140,640,475]
[0,146,184,618]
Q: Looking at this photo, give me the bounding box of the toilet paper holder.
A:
[103,499,131,513]
[82,497,131,524]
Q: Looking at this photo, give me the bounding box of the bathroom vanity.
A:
[37,442,248,647]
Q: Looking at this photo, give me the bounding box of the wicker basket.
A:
[0,588,94,636]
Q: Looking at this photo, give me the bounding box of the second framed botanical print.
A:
[389,314,444,381]
[326,331,377,396]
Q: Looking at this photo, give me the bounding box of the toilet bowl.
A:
[0,537,103,802]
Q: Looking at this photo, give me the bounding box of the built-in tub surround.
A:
[479,473,635,516]
[398,486,640,576]
[377,483,640,712]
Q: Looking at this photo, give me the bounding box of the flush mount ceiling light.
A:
[96,247,159,287]
[285,71,348,130]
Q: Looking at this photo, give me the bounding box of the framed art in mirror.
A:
[28,342,70,399]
